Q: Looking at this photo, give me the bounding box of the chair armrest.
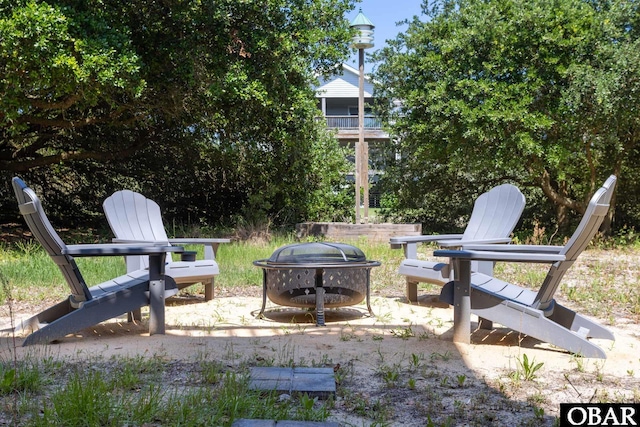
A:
[460,244,563,253]
[433,249,565,263]
[111,237,230,259]
[167,238,231,244]
[112,238,168,244]
[437,238,512,248]
[390,234,463,258]
[390,234,463,246]
[168,238,231,259]
[64,244,182,257]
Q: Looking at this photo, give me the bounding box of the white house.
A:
[314,63,389,142]
[314,63,391,207]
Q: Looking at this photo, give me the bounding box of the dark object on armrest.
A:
[181,251,197,262]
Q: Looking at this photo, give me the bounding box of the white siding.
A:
[315,65,374,98]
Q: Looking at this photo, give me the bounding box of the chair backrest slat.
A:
[103,190,172,269]
[463,184,526,241]
[534,175,617,307]
[12,177,92,303]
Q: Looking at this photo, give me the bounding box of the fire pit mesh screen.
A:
[265,267,369,308]
[267,242,366,264]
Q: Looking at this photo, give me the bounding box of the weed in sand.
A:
[390,325,414,339]
[275,341,297,367]
[527,391,548,405]
[414,385,446,421]
[311,354,332,367]
[255,355,275,366]
[510,354,544,382]
[471,391,490,405]
[440,376,450,387]
[375,310,393,324]
[408,377,417,390]
[340,332,356,341]
[456,374,467,388]
[295,393,332,421]
[224,341,240,361]
[430,350,452,361]
[428,317,446,328]
[340,390,393,424]
[200,360,224,384]
[378,364,401,388]
[409,352,422,371]
[42,369,158,425]
[417,331,431,340]
[595,364,605,382]
[453,399,467,418]
[334,363,350,385]
[571,354,587,372]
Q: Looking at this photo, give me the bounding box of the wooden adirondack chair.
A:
[5,177,182,345]
[390,183,525,302]
[103,190,230,302]
[437,175,617,358]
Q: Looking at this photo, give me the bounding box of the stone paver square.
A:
[248,367,335,398]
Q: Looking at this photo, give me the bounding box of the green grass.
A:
[214,237,296,290]
[2,234,639,319]
[0,355,333,426]
[0,234,408,305]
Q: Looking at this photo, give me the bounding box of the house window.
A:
[348,106,372,116]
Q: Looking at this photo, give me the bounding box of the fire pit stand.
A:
[253,242,381,326]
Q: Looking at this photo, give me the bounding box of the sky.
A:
[345,0,426,66]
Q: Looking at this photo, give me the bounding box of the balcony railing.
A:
[317,115,383,130]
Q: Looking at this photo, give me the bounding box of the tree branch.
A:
[25,93,82,110]
[0,143,147,173]
[16,105,133,129]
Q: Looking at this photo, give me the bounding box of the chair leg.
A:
[128,309,142,322]
[472,301,609,358]
[477,317,493,330]
[548,302,615,340]
[7,299,73,336]
[204,278,214,301]
[23,284,150,346]
[406,279,418,303]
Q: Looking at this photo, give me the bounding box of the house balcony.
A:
[317,115,389,141]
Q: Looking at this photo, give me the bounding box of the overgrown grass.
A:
[0,234,409,305]
[0,354,333,426]
[1,231,639,320]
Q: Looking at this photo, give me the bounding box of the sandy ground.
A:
[1,291,638,426]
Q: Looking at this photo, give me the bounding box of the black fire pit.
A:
[253,242,380,325]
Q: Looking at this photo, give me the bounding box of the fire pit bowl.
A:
[253,242,380,325]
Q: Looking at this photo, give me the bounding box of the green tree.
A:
[373,0,640,232]
[0,0,356,227]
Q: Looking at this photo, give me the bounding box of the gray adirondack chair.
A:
[6,177,181,346]
[438,175,617,358]
[390,183,525,302]
[103,190,230,302]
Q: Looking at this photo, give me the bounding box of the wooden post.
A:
[356,48,368,224]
